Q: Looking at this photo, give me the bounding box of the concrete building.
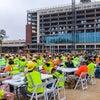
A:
[1,40,26,53]
[26,1,100,53]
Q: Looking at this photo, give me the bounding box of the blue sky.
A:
[0,0,99,40]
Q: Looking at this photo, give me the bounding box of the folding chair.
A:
[45,79,56,100]
[74,72,88,90]
[27,82,46,100]
[88,69,96,85]
[55,78,66,100]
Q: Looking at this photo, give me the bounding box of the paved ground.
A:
[66,78,100,100]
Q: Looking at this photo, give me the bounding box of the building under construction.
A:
[26,0,100,53]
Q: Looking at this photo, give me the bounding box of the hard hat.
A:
[50,67,56,74]
[27,62,34,71]
[21,56,26,60]
[9,56,13,60]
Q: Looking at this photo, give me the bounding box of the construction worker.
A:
[32,58,38,70]
[14,55,19,66]
[88,59,95,76]
[75,61,88,77]
[0,89,15,100]
[42,61,56,74]
[19,56,27,72]
[50,68,64,87]
[0,75,15,99]
[4,60,20,75]
[20,61,44,100]
[37,55,43,66]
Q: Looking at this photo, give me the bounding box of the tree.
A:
[0,29,7,52]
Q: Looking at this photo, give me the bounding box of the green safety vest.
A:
[10,64,20,75]
[43,62,54,73]
[0,89,4,99]
[37,59,43,66]
[61,56,65,62]
[19,60,27,67]
[0,58,6,67]
[53,71,64,87]
[88,62,95,76]
[33,62,38,69]
[14,57,19,65]
[26,71,44,93]
[19,60,27,72]
[72,60,79,68]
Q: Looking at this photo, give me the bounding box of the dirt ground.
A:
[17,78,100,100]
[66,78,100,100]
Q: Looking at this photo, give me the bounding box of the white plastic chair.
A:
[45,79,56,100]
[74,72,88,90]
[88,69,96,85]
[55,78,66,100]
[27,82,46,100]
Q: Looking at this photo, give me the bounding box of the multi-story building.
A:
[2,40,26,53]
[26,1,100,53]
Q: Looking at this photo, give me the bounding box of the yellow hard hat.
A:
[49,67,56,74]
[27,62,34,71]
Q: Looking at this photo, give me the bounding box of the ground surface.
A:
[18,78,100,100]
[66,78,100,100]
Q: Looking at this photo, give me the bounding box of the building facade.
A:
[26,1,100,53]
[1,40,26,53]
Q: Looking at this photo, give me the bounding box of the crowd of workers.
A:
[0,52,100,100]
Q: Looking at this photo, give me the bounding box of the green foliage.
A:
[0,29,6,44]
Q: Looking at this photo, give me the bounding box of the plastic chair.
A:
[45,79,56,100]
[55,78,66,100]
[74,72,88,90]
[88,69,96,85]
[27,82,46,100]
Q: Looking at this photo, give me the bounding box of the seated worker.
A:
[4,60,20,75]
[0,75,15,99]
[54,56,62,66]
[72,55,80,68]
[64,57,75,68]
[19,56,27,72]
[50,68,64,88]
[42,61,56,74]
[14,55,20,66]
[63,61,88,89]
[32,58,38,71]
[0,89,15,100]
[88,59,95,76]
[20,62,44,100]
[75,61,88,77]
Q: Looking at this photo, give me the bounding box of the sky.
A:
[0,0,99,40]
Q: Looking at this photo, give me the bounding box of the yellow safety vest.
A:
[10,64,20,75]
[26,71,44,93]
[53,71,64,87]
[0,89,4,99]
